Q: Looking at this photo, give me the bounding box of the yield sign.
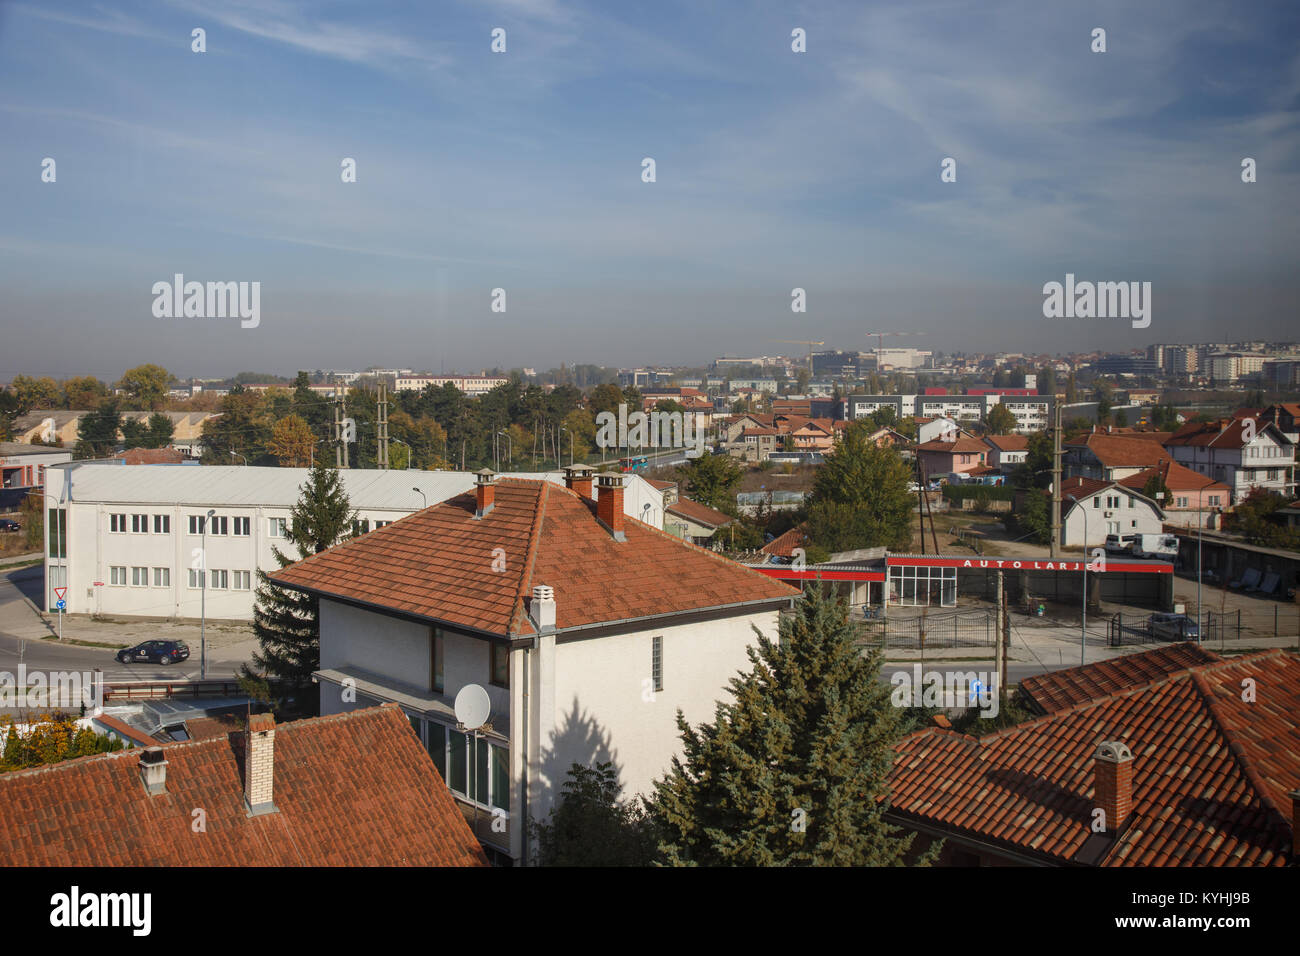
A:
[54,587,67,601]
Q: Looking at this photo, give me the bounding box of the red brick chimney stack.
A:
[564,464,595,500]
[596,473,626,542]
[1094,740,1134,833]
[475,468,496,518]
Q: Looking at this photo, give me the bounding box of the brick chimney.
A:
[595,472,626,542]
[563,463,596,500]
[245,712,277,816]
[139,746,168,796]
[474,468,496,518]
[1094,740,1134,833]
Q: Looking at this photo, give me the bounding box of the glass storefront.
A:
[888,565,957,606]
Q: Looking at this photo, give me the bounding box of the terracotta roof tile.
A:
[0,704,488,866]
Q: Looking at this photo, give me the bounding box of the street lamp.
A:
[559,426,574,468]
[496,431,512,470]
[392,438,414,470]
[231,451,247,466]
[1079,499,1089,666]
[200,507,214,680]
[412,487,427,509]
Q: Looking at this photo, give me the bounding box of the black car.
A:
[0,518,20,532]
[116,640,190,666]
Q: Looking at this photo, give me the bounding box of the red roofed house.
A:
[1162,418,1295,504]
[982,434,1028,472]
[914,436,989,479]
[0,704,488,867]
[1056,476,1165,547]
[1116,458,1232,528]
[664,496,734,546]
[269,467,799,864]
[887,645,1300,866]
[1063,431,1171,483]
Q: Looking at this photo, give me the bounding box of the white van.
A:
[1133,533,1178,559]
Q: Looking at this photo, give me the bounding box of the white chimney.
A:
[245,712,278,815]
[530,584,556,632]
[139,746,168,796]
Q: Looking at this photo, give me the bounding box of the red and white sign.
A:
[92,581,104,587]
[54,587,67,600]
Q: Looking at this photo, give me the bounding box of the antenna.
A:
[454,684,491,731]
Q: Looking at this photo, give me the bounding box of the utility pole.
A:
[1050,392,1063,558]
[333,384,343,469]
[377,383,389,469]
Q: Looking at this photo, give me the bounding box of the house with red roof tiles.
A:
[982,433,1028,472]
[1115,458,1231,528]
[915,436,990,479]
[0,704,488,867]
[887,646,1300,866]
[1063,431,1171,483]
[665,496,734,546]
[1162,418,1295,504]
[1055,476,1165,547]
[269,467,799,864]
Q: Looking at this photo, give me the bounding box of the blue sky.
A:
[1,0,1297,380]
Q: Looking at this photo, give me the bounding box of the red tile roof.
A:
[0,704,488,866]
[983,434,1028,452]
[1018,642,1221,713]
[1070,433,1171,468]
[1117,458,1232,495]
[1165,418,1284,450]
[115,447,186,465]
[888,648,1300,866]
[915,437,988,454]
[760,527,806,557]
[270,478,795,636]
[666,497,734,529]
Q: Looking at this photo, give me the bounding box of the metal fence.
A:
[858,608,996,650]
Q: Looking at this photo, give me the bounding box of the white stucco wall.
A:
[1062,490,1163,546]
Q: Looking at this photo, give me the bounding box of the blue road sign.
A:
[55,599,66,610]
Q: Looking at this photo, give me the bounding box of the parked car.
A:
[116,640,190,666]
[1147,612,1200,641]
[1133,533,1178,559]
[0,518,20,532]
[1104,534,1134,555]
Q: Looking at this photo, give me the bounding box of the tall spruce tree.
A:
[240,463,357,717]
[652,585,935,866]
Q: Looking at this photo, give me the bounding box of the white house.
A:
[1056,477,1165,547]
[41,463,666,620]
[269,467,799,864]
[1163,418,1295,504]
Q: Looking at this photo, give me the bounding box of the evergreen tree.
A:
[680,453,743,513]
[74,400,123,459]
[804,421,913,552]
[241,463,358,717]
[652,585,935,866]
[531,762,659,866]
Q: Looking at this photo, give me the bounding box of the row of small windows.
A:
[107,566,251,590]
[109,514,280,536]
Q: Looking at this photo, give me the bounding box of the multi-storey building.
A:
[394,375,510,396]
[1163,419,1295,503]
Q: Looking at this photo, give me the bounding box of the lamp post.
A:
[496,431,512,470]
[392,438,413,470]
[200,508,214,679]
[231,451,247,466]
[412,487,427,509]
[1079,500,1089,666]
[559,426,574,468]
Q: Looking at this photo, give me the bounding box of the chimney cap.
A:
[596,471,625,488]
[1095,740,1133,763]
[564,463,596,475]
[475,467,497,483]
[140,746,166,765]
[248,712,275,733]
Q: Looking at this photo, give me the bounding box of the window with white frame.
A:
[131,566,148,586]
[131,514,149,533]
[232,570,251,590]
[187,568,205,589]
[209,569,229,589]
[109,514,127,533]
[416,718,509,813]
[188,515,206,535]
[268,517,287,538]
[153,514,170,534]
[652,635,663,693]
[110,566,127,585]
[153,567,170,587]
[232,516,250,536]
[208,516,228,536]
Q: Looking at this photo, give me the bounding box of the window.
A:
[187,568,205,589]
[1106,495,1121,509]
[210,569,229,589]
[110,566,127,586]
[110,514,127,533]
[652,636,663,693]
[153,514,170,534]
[1092,497,1100,508]
[48,508,66,558]
[131,566,148,587]
[490,643,509,688]
[232,570,251,590]
[131,514,149,533]
[431,628,444,693]
[268,517,287,538]
[209,516,228,536]
[420,719,509,813]
[1175,496,1189,508]
[374,520,392,529]
[352,519,371,537]
[153,567,170,587]
[232,516,250,536]
[188,515,206,535]
[1209,495,1221,506]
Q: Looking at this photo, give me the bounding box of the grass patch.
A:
[39,637,125,649]
[0,558,42,571]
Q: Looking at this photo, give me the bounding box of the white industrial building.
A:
[41,464,666,621]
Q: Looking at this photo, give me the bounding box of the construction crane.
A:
[864,331,928,352]
[771,339,825,376]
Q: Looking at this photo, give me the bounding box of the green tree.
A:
[121,412,175,449]
[1140,471,1171,507]
[680,453,743,513]
[652,585,935,866]
[532,762,659,866]
[1015,489,1052,545]
[1113,407,1128,427]
[116,364,172,411]
[267,413,315,467]
[74,400,123,459]
[10,375,61,412]
[241,464,358,717]
[61,376,108,409]
[0,389,19,441]
[804,422,913,552]
[985,403,1017,434]
[1,713,125,771]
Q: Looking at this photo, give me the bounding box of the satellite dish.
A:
[454,684,491,731]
